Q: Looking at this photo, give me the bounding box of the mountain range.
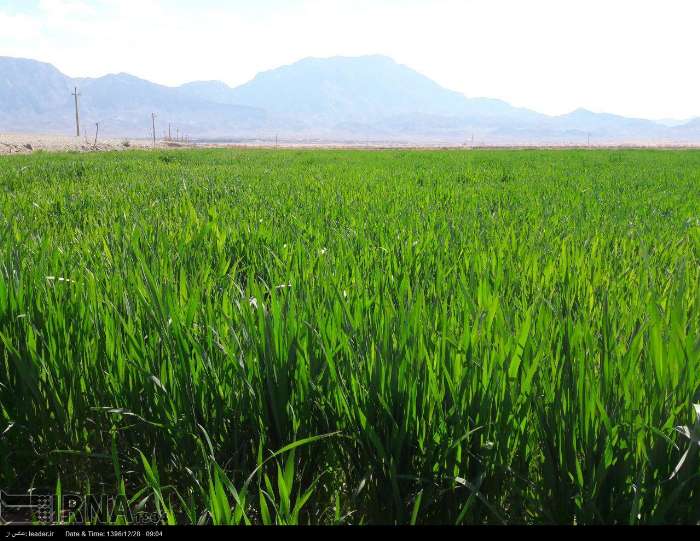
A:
[1,54,698,145]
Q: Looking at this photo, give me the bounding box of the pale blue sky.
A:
[1,0,698,120]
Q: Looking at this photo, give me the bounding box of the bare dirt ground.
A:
[0,132,187,155]
[2,132,698,155]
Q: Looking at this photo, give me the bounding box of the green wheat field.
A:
[1,148,700,525]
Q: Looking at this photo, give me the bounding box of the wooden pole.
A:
[72,87,81,137]
[151,113,157,149]
[93,122,99,147]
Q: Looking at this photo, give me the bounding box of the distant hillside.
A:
[673,118,700,140]
[229,55,530,122]
[177,80,239,105]
[0,57,73,112]
[0,57,265,138]
[75,73,265,136]
[0,55,696,143]
[0,57,75,133]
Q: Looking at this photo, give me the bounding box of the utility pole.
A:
[93,122,99,147]
[72,87,81,137]
[151,113,157,149]
[168,123,171,141]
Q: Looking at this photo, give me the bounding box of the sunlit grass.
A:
[1,148,699,524]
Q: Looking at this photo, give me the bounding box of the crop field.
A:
[1,148,700,525]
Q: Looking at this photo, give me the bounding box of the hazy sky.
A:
[1,0,698,120]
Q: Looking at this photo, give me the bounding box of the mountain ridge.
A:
[0,55,696,143]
